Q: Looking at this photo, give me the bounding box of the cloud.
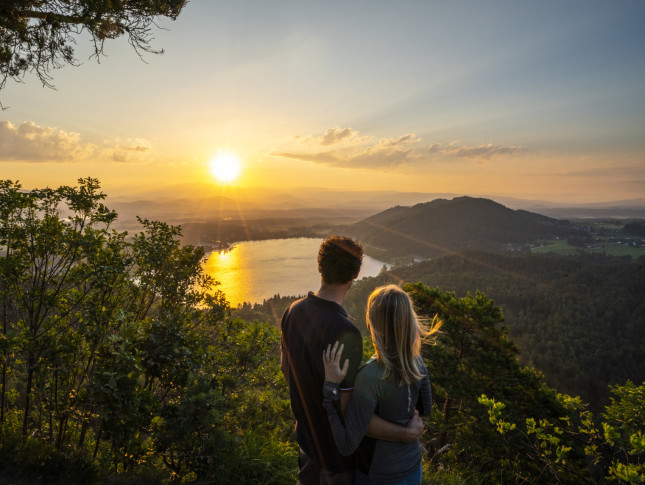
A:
[0,121,96,162]
[296,127,369,147]
[378,134,422,147]
[533,165,645,178]
[442,143,521,160]
[0,121,153,163]
[100,138,153,163]
[274,126,520,169]
[279,146,419,168]
[276,127,422,168]
[320,127,358,146]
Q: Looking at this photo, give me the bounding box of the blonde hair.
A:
[366,285,441,386]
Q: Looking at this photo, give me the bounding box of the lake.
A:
[202,238,387,306]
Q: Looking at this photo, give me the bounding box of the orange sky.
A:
[1,2,644,204]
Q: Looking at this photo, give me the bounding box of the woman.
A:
[322,284,439,485]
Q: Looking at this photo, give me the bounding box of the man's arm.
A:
[366,411,424,443]
[340,390,352,413]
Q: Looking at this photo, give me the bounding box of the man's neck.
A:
[315,281,352,306]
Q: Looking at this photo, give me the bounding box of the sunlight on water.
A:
[203,238,387,307]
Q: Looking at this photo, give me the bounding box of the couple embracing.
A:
[281,236,438,485]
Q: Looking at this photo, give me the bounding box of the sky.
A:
[1,0,644,203]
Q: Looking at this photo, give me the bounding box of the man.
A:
[281,236,424,485]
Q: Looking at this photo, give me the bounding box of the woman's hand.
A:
[323,341,349,384]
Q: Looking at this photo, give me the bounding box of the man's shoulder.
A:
[284,294,308,313]
[280,295,309,326]
[285,293,352,322]
[283,292,323,315]
[281,293,360,347]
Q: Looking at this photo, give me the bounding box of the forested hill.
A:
[343,251,645,409]
[347,196,572,260]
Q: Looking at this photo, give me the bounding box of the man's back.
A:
[281,292,363,473]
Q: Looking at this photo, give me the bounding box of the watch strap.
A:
[323,381,340,401]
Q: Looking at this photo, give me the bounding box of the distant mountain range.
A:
[347,196,573,259]
[106,183,645,232]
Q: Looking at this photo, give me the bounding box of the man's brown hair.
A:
[317,236,363,285]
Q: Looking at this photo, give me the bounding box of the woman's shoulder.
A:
[355,359,391,397]
[359,357,381,370]
[357,358,385,380]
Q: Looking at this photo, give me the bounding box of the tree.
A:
[0,177,121,441]
[405,282,592,483]
[0,0,186,103]
[0,178,297,483]
[480,381,645,484]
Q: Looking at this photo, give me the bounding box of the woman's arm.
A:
[366,411,424,442]
[323,343,376,455]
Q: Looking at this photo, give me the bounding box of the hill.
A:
[343,251,645,409]
[347,196,572,261]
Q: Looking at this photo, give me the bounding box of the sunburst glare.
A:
[209,151,242,184]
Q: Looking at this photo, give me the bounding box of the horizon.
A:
[2,1,644,203]
[8,178,645,210]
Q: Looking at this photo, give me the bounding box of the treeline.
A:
[180,220,325,246]
[625,221,645,237]
[1,179,643,483]
[233,295,297,326]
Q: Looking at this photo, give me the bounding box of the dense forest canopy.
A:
[341,251,645,410]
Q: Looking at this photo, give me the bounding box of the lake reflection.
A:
[202,238,386,307]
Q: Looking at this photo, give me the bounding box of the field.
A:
[532,239,645,258]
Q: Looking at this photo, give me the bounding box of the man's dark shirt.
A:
[281,291,363,473]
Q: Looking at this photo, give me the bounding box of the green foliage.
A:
[602,382,645,483]
[478,382,645,484]
[0,179,296,483]
[232,294,298,327]
[0,0,186,99]
[406,281,591,483]
[0,431,97,484]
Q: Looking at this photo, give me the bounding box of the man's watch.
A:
[323,381,340,401]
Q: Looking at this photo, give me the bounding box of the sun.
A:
[209,152,242,184]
